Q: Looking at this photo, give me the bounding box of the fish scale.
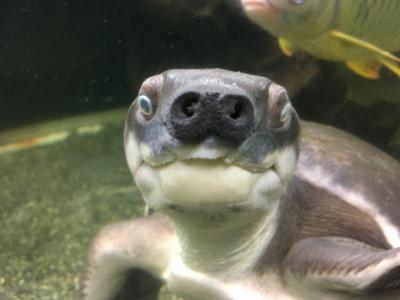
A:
[346,0,400,52]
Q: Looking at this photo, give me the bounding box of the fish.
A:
[241,0,400,79]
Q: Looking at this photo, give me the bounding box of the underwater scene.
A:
[1,1,399,299]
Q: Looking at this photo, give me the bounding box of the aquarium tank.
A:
[0,0,399,299]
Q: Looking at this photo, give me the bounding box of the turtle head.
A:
[124,69,300,212]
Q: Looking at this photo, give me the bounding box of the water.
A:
[0,1,399,299]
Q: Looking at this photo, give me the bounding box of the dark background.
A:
[0,0,269,128]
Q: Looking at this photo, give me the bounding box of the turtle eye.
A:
[137,95,154,116]
[280,102,292,123]
[267,83,292,129]
[269,102,292,128]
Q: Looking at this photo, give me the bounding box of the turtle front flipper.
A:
[283,237,400,295]
[80,214,178,300]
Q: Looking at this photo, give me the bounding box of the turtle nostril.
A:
[176,92,200,118]
[229,101,244,119]
[168,92,254,144]
[218,95,254,143]
[181,98,197,117]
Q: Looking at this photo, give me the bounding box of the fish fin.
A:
[379,58,400,77]
[345,61,381,79]
[330,30,400,63]
[284,237,400,293]
[278,38,296,56]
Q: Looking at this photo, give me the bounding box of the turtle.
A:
[80,69,400,300]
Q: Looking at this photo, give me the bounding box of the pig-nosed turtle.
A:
[80,69,400,300]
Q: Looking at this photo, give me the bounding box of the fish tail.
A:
[379,58,400,77]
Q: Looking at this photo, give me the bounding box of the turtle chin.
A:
[151,159,261,207]
[134,149,295,212]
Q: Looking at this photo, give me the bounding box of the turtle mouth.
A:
[135,151,282,210]
[133,135,295,211]
[140,147,229,168]
[139,147,275,175]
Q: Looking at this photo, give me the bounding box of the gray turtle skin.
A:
[80,69,400,300]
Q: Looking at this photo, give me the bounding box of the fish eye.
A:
[137,95,154,116]
[280,102,292,123]
[289,0,305,5]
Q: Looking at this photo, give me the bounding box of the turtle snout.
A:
[167,92,255,144]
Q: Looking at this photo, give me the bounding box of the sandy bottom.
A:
[0,109,145,300]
